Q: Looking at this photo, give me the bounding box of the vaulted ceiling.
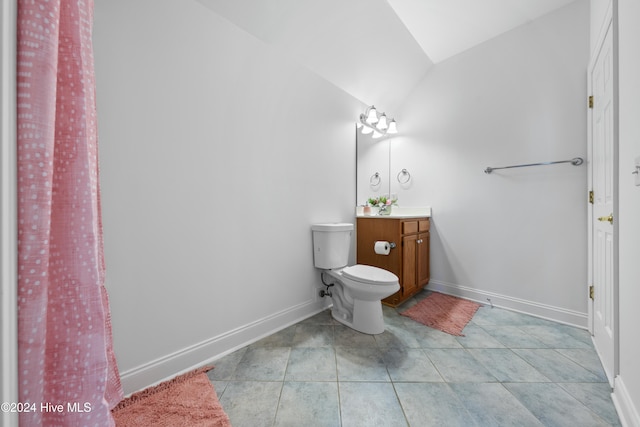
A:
[386,0,577,63]
[197,0,578,110]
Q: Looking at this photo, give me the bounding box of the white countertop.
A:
[355,206,432,218]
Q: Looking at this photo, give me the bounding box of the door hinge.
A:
[588,95,594,109]
[589,285,594,300]
[589,190,594,204]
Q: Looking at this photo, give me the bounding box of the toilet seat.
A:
[342,264,398,286]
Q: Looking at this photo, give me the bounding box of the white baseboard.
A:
[428,280,588,329]
[119,299,328,395]
[613,375,640,427]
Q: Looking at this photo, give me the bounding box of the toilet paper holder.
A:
[374,241,397,256]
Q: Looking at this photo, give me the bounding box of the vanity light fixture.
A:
[357,105,398,138]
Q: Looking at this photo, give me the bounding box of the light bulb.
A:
[361,125,373,134]
[387,119,398,134]
[365,106,378,124]
[376,114,388,130]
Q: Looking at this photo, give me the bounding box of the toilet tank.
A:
[311,223,354,269]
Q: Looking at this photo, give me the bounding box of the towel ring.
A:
[370,172,381,187]
[397,169,411,184]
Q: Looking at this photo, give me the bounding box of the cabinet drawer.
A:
[402,221,418,234]
[419,220,430,232]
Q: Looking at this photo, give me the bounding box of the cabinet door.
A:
[402,234,418,296]
[356,218,402,278]
[417,232,430,286]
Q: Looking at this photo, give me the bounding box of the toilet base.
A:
[331,299,385,335]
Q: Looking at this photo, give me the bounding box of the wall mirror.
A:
[356,130,412,208]
[356,130,391,207]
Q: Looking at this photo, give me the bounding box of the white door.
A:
[589,19,616,386]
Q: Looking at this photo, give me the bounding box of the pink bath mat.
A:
[400,292,481,336]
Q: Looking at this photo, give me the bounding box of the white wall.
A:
[613,0,640,423]
[359,1,590,325]
[94,0,361,393]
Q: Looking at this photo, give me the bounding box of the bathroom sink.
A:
[356,206,432,218]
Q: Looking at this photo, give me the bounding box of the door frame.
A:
[0,0,18,425]
[587,2,619,385]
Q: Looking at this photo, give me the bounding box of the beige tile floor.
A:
[207,290,621,427]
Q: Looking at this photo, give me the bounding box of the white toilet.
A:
[311,223,400,335]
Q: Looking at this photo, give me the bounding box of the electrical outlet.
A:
[635,156,640,186]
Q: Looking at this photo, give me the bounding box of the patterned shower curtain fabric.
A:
[17,0,123,426]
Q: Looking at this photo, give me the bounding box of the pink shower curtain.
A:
[17,0,123,426]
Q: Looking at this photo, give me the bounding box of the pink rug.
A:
[112,367,230,427]
[400,292,481,336]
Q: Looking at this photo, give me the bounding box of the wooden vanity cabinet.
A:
[356,217,430,307]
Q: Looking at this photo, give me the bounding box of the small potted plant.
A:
[367,195,398,215]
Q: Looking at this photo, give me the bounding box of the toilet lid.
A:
[342,265,398,285]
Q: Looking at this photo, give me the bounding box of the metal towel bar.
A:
[484,157,583,174]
